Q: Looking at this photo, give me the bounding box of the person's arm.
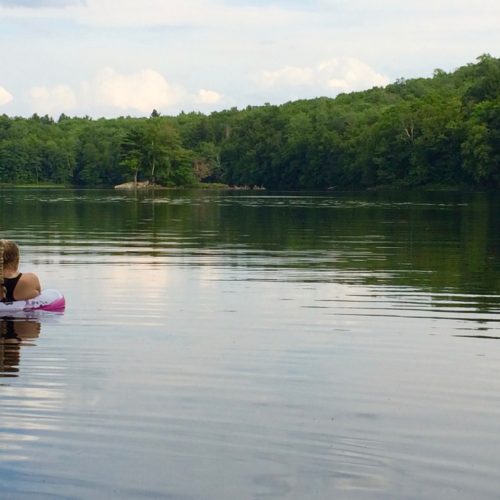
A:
[13,273,42,300]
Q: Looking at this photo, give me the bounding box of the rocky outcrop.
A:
[114,181,163,190]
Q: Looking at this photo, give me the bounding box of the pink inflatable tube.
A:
[0,289,65,313]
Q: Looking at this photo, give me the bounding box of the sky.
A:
[0,0,498,118]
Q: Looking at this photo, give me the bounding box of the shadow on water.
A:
[0,317,41,377]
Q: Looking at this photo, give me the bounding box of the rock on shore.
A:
[114,181,163,190]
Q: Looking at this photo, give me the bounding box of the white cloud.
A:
[195,89,222,105]
[255,57,390,95]
[320,58,390,90]
[28,84,77,114]
[258,66,315,88]
[0,86,13,106]
[21,69,225,117]
[93,68,186,113]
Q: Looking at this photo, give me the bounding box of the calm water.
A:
[0,188,499,499]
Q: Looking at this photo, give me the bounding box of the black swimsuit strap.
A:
[2,274,22,302]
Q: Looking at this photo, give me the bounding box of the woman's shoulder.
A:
[11,272,42,301]
[20,272,38,279]
[18,272,42,291]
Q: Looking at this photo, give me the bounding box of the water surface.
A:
[1,189,499,499]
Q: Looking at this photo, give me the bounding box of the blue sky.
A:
[0,0,498,118]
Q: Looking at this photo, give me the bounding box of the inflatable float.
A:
[0,289,65,314]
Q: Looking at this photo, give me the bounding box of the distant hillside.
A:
[0,55,498,190]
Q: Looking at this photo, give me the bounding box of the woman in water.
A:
[0,240,41,302]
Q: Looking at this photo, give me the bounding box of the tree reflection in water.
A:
[0,317,40,377]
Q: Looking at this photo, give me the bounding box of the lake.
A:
[1,188,499,499]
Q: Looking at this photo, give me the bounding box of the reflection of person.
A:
[0,239,41,302]
[0,318,41,376]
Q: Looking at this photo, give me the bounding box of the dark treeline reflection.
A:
[1,188,499,304]
[0,318,40,377]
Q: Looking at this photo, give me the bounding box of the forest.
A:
[0,55,498,190]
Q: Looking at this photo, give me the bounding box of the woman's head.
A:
[0,240,20,271]
[0,240,20,301]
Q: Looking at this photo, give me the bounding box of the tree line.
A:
[0,55,498,190]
